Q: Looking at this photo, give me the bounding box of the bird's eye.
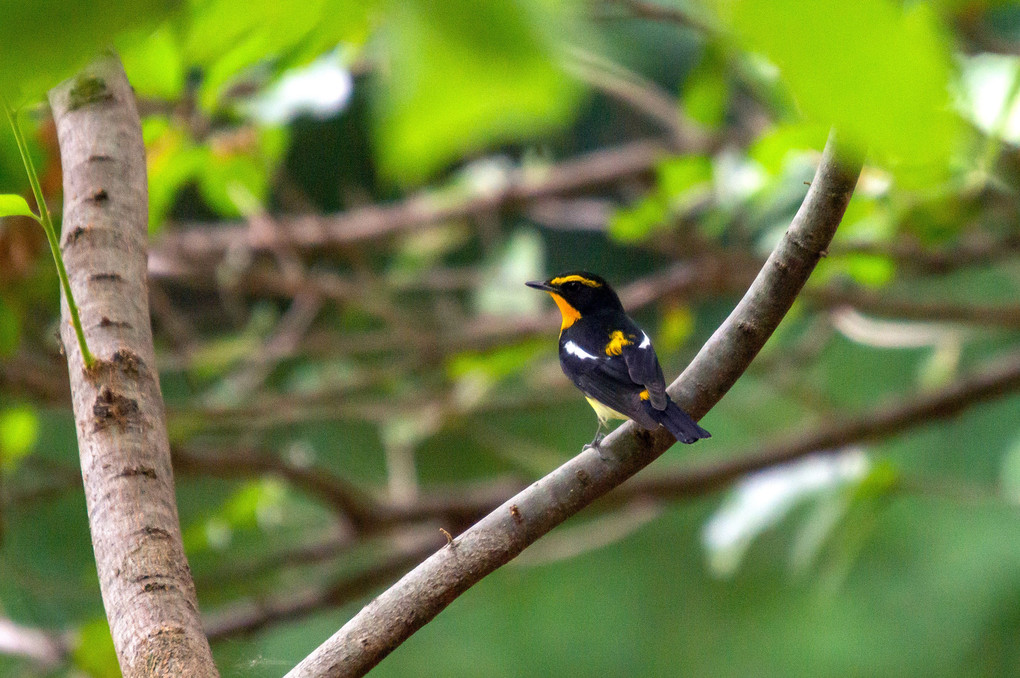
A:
[566,281,579,290]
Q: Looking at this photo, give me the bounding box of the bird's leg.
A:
[584,419,606,452]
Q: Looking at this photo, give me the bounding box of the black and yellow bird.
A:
[526,271,710,447]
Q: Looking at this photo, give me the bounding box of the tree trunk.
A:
[49,54,219,677]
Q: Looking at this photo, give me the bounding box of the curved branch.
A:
[49,55,219,676]
[191,349,1019,643]
[285,132,862,678]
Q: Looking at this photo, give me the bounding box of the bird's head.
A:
[526,271,623,329]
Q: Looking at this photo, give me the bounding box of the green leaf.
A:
[186,0,370,110]
[999,434,1020,503]
[683,55,729,128]
[183,478,286,551]
[843,253,896,288]
[609,196,668,243]
[748,122,829,175]
[0,0,180,102]
[374,0,582,183]
[72,618,119,678]
[0,297,19,357]
[197,126,288,218]
[657,306,695,353]
[118,23,186,100]
[0,193,36,219]
[144,119,206,231]
[0,404,39,470]
[447,339,545,382]
[710,0,959,184]
[657,155,713,204]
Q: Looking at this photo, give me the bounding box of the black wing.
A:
[621,329,668,410]
[560,339,659,429]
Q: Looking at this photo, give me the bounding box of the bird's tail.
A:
[644,399,711,444]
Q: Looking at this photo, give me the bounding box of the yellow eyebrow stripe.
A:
[549,275,601,288]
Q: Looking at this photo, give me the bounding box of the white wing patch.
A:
[639,332,651,349]
[564,340,598,360]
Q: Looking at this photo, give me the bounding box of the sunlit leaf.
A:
[198,126,288,217]
[0,193,36,219]
[609,195,668,242]
[118,23,186,99]
[145,119,206,231]
[683,53,729,128]
[0,0,179,102]
[373,0,582,183]
[657,155,713,208]
[0,404,39,470]
[709,0,959,184]
[183,478,286,551]
[447,339,546,382]
[186,0,371,110]
[656,305,695,353]
[843,253,896,288]
[72,618,119,678]
[748,122,829,175]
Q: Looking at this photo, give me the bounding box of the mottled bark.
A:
[285,132,862,678]
[49,55,218,677]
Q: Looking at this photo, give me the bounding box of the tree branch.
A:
[0,617,72,669]
[284,132,862,677]
[49,55,219,677]
[191,349,1020,642]
[806,286,1020,330]
[149,140,673,268]
[203,532,442,641]
[623,350,1020,500]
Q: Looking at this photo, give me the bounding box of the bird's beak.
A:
[525,280,555,292]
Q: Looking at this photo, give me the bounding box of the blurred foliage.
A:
[1,0,1020,677]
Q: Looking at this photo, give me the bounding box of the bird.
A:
[526,271,710,448]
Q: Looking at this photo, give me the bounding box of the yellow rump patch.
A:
[548,292,581,331]
[639,389,650,401]
[604,330,633,356]
[549,274,601,288]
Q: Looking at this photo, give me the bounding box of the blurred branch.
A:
[626,350,1020,500]
[0,617,73,670]
[603,0,716,34]
[565,49,714,151]
[149,140,673,268]
[0,350,68,404]
[160,254,753,380]
[171,447,377,531]
[806,286,1020,330]
[203,532,442,641]
[833,232,1020,274]
[284,131,862,678]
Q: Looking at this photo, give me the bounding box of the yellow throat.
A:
[548,292,581,331]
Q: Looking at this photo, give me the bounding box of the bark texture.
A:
[285,133,862,678]
[49,55,219,677]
